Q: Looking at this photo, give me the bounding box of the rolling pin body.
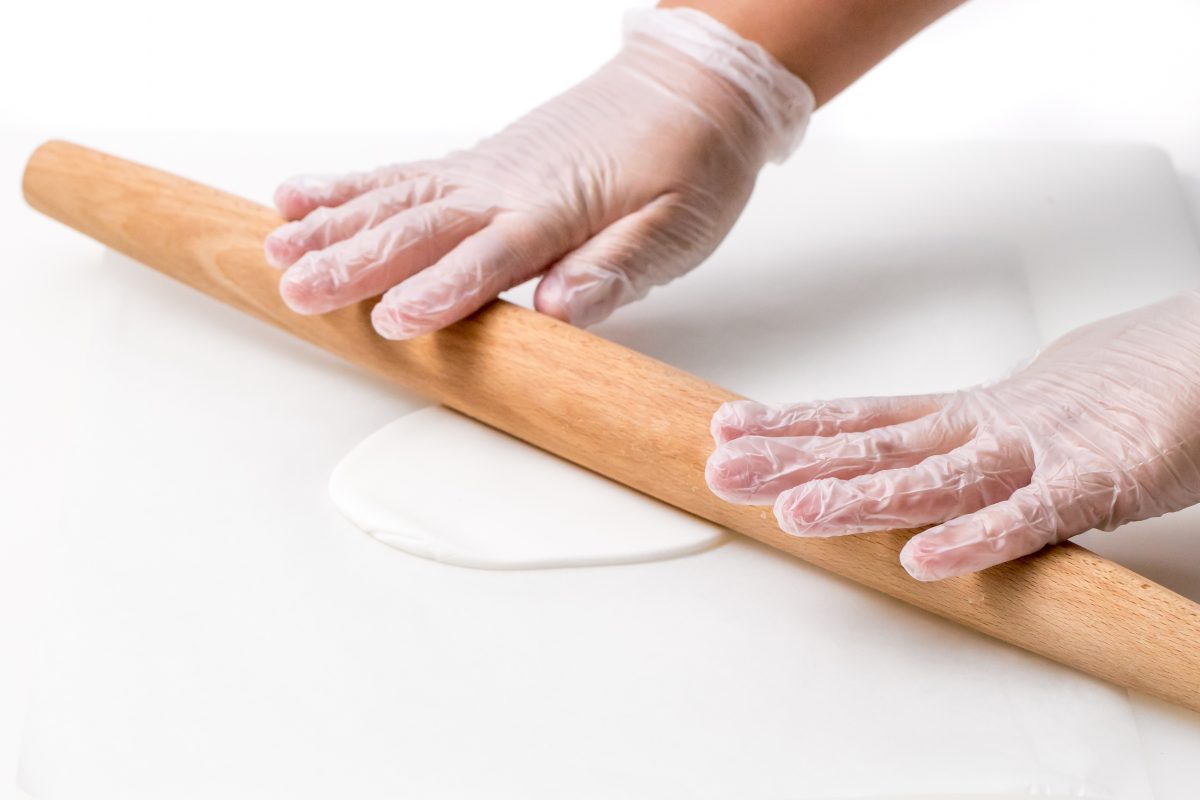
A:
[23,140,1200,711]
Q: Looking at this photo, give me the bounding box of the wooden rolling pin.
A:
[23,140,1200,711]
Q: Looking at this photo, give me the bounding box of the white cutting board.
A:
[14,137,1200,799]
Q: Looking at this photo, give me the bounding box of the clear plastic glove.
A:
[264,8,813,339]
[706,291,1200,581]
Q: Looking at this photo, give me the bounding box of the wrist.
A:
[623,7,815,163]
[658,0,965,106]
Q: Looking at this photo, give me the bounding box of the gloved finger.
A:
[533,196,704,327]
[706,413,972,504]
[273,163,428,220]
[899,482,1073,581]
[278,200,488,315]
[773,433,1034,536]
[710,395,944,446]
[372,216,563,339]
[265,176,449,269]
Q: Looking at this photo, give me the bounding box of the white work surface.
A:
[7,133,1200,798]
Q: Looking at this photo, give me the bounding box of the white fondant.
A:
[330,407,727,569]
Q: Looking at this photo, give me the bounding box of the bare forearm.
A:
[658,0,966,106]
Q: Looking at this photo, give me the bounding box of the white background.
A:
[4,0,1200,795]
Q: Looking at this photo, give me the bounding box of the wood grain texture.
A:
[23,140,1200,711]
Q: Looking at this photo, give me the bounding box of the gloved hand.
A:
[706,291,1200,581]
[264,8,814,339]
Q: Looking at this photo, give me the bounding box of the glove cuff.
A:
[623,6,815,163]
